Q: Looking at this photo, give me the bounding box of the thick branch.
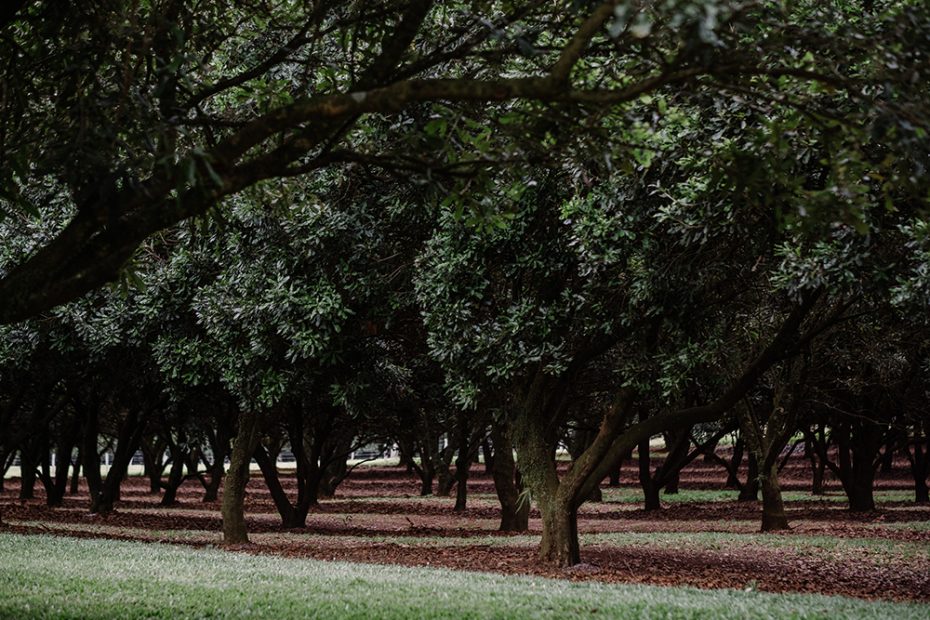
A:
[576,293,820,500]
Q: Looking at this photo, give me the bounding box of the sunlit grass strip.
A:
[1,533,927,619]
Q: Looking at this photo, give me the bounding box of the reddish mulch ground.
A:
[1,453,928,603]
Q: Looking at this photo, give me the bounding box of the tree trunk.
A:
[18,449,37,500]
[482,438,495,474]
[221,410,261,544]
[202,456,224,502]
[141,440,165,495]
[254,444,306,528]
[47,439,76,507]
[759,463,789,531]
[512,403,582,567]
[202,422,230,502]
[490,424,528,532]
[880,444,894,473]
[848,474,876,512]
[739,452,760,501]
[726,437,744,488]
[320,455,348,498]
[436,468,454,496]
[416,460,435,496]
[638,439,661,511]
[915,476,929,504]
[538,497,580,567]
[81,406,103,500]
[911,433,929,504]
[608,460,621,487]
[453,450,471,512]
[69,450,81,495]
[90,410,146,514]
[160,448,186,506]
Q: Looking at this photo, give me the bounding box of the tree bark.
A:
[202,421,230,502]
[453,452,471,512]
[537,497,580,567]
[69,449,81,495]
[221,410,261,544]
[638,438,661,511]
[739,452,760,501]
[848,474,876,512]
[160,446,186,506]
[18,449,37,500]
[254,443,310,528]
[727,437,744,488]
[760,462,789,531]
[910,429,929,503]
[91,410,146,514]
[490,424,529,532]
[141,437,166,495]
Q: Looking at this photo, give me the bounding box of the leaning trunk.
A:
[90,411,146,514]
[726,437,744,488]
[160,450,186,506]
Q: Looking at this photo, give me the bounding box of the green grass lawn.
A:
[1,533,927,619]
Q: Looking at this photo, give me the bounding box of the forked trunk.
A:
[90,410,146,514]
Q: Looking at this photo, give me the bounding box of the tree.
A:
[1,0,910,323]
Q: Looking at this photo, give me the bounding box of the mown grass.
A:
[8,517,926,563]
[1,533,927,619]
